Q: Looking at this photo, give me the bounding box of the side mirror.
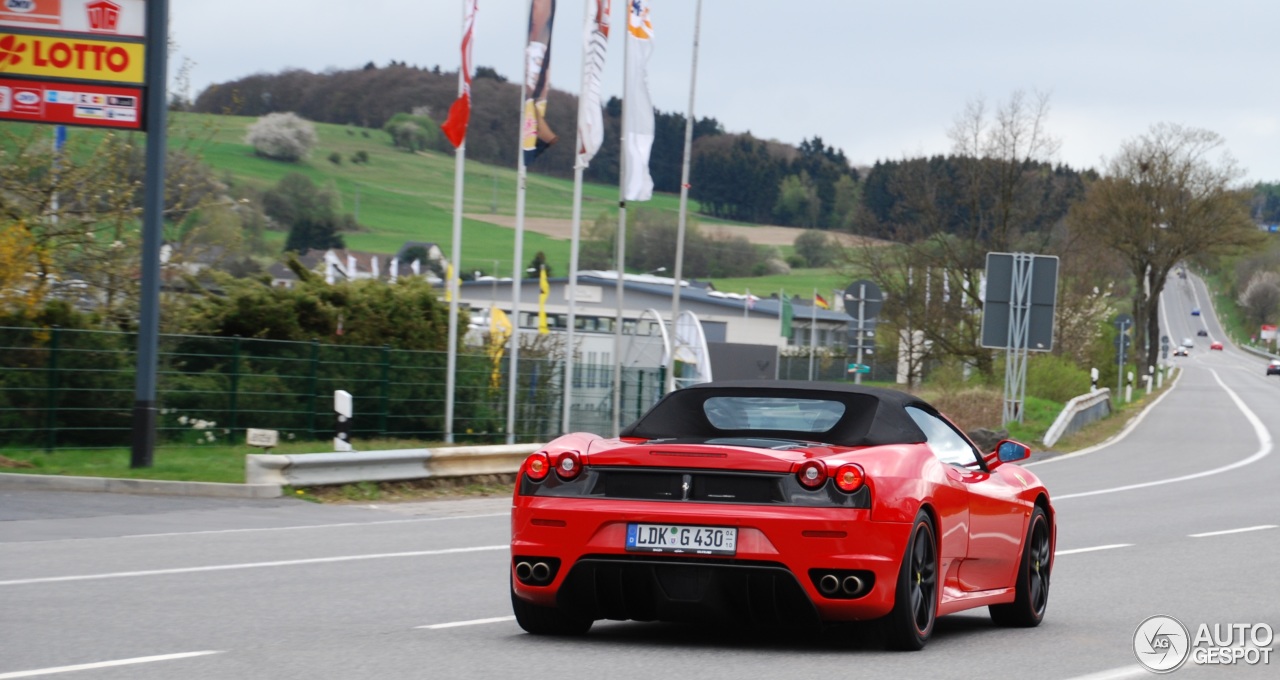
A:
[995,440,1030,464]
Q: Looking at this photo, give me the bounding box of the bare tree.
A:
[845,90,1064,380]
[1069,123,1261,369]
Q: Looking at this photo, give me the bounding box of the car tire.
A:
[990,505,1051,627]
[883,510,938,651]
[510,578,593,636]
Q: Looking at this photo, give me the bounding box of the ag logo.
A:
[0,33,27,66]
[1134,615,1191,673]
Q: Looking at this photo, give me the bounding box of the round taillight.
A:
[554,451,582,480]
[524,452,550,481]
[833,463,865,493]
[797,460,827,489]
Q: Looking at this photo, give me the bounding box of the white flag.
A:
[578,0,611,166]
[623,0,654,201]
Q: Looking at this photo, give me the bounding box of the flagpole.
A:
[808,288,818,380]
[445,0,475,444]
[664,0,702,396]
[563,0,593,434]
[744,287,750,320]
[507,1,534,445]
[611,8,632,438]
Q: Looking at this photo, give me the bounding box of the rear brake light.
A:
[797,460,827,489]
[524,452,550,481]
[833,463,865,493]
[554,451,582,480]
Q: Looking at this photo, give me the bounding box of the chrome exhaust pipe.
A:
[515,561,533,582]
[818,574,840,596]
[531,562,551,583]
[841,575,864,596]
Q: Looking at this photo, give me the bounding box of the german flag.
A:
[814,293,830,309]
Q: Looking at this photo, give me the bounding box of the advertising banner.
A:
[0,1,146,38]
[0,31,144,83]
[0,75,142,128]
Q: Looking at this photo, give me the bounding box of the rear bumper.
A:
[511,496,912,623]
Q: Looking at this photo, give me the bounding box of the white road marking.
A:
[1053,370,1272,500]
[1189,524,1278,538]
[417,616,515,630]
[0,545,507,586]
[1055,544,1132,556]
[0,651,220,679]
[1060,665,1148,680]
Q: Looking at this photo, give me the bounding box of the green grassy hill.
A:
[6,113,852,294]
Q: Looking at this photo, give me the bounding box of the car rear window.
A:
[703,396,845,433]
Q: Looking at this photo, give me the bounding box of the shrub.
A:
[327,151,342,165]
[1026,353,1091,403]
[245,112,317,162]
[383,112,438,153]
[793,229,834,267]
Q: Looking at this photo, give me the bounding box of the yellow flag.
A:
[537,266,550,334]
[445,262,455,302]
[488,306,513,389]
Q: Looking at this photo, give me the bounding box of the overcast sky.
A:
[173,1,1279,183]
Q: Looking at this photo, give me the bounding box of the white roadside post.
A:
[1145,365,1153,396]
[246,428,279,453]
[334,390,353,452]
[1157,364,1164,389]
[1125,371,1133,403]
[1090,367,1099,393]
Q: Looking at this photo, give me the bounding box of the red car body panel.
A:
[511,435,1055,623]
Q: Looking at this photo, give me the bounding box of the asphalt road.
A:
[1,275,1277,679]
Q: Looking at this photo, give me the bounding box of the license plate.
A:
[625,523,737,555]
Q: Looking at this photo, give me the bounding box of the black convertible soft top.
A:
[620,380,932,447]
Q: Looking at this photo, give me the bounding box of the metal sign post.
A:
[843,280,882,385]
[981,253,1059,426]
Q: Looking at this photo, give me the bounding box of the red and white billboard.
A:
[0,75,141,129]
[0,0,145,38]
[1262,325,1277,342]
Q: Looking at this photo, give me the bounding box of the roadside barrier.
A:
[245,443,542,487]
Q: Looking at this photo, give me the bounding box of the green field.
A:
[714,268,859,299]
[6,113,837,284]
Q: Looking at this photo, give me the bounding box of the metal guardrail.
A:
[245,443,542,487]
[1042,389,1112,448]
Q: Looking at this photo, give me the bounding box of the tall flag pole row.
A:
[509,0,558,444]
[564,0,612,433]
[443,0,477,444]
[664,0,703,395]
[611,0,655,437]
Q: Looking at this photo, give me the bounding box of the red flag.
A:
[441,0,478,148]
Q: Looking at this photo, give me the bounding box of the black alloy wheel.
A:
[990,505,1051,627]
[884,511,938,650]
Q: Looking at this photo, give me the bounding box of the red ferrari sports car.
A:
[510,381,1055,650]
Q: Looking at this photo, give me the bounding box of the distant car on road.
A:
[1267,360,1280,376]
[1210,341,1224,351]
[1173,347,1189,357]
[1196,329,1209,337]
[1182,337,1195,348]
[1191,308,1201,316]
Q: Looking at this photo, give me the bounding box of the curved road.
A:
[1,274,1277,679]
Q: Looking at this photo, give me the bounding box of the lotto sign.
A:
[0,76,142,129]
[0,31,143,83]
[0,1,145,38]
